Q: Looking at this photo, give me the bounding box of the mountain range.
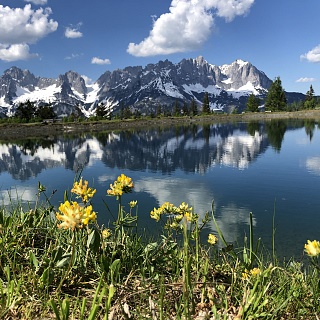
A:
[0,56,305,117]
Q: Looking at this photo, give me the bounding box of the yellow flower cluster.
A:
[242,267,262,279]
[208,234,218,245]
[71,178,96,203]
[102,228,112,239]
[56,201,97,230]
[150,201,194,224]
[107,174,134,197]
[129,200,137,208]
[304,240,320,257]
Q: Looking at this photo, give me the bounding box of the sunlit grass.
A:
[0,175,319,319]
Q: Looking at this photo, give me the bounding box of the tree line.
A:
[1,78,319,124]
[246,76,319,112]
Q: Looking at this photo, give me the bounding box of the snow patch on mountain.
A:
[0,56,274,117]
[14,84,61,104]
[85,83,101,104]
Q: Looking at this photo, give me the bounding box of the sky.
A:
[1,0,320,94]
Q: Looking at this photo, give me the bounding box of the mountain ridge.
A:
[0,56,304,117]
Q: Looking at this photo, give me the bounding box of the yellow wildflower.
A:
[177,202,193,221]
[82,205,97,225]
[150,207,163,221]
[56,200,96,230]
[107,182,123,196]
[304,240,320,257]
[71,178,96,203]
[242,269,249,280]
[129,200,138,208]
[102,229,112,239]
[242,268,262,280]
[107,174,134,196]
[161,202,177,213]
[208,234,218,245]
[250,268,262,277]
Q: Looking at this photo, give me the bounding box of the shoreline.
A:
[1,110,320,139]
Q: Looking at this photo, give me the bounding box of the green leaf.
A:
[29,251,39,270]
[56,254,71,268]
[87,229,96,248]
[64,190,69,202]
[48,300,61,320]
[144,242,158,254]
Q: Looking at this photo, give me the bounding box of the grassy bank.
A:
[0,175,319,319]
[2,110,320,140]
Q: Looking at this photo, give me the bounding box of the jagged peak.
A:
[233,59,249,67]
[195,55,206,64]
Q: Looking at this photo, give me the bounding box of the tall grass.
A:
[0,175,319,319]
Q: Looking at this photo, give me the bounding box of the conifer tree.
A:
[190,98,198,116]
[246,93,260,112]
[156,104,162,117]
[182,102,189,116]
[202,92,211,114]
[173,100,181,116]
[265,77,287,111]
[304,85,316,109]
[15,100,36,122]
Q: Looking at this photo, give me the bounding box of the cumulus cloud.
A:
[300,45,320,63]
[0,44,38,62]
[91,57,111,65]
[127,0,255,57]
[65,53,83,60]
[296,77,317,83]
[24,0,48,4]
[0,4,58,61]
[81,75,94,85]
[65,24,83,39]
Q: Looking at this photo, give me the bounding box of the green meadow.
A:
[0,174,319,319]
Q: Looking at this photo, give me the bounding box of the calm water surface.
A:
[1,119,320,259]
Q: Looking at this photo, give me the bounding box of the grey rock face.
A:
[0,56,288,117]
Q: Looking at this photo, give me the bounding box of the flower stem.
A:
[56,231,76,294]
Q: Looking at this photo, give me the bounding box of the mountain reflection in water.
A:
[0,119,319,259]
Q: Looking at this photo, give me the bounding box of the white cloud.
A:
[81,75,94,85]
[300,45,320,63]
[296,77,317,83]
[0,43,38,61]
[65,24,83,39]
[65,53,83,60]
[91,57,111,65]
[24,0,48,4]
[0,4,58,61]
[127,0,255,57]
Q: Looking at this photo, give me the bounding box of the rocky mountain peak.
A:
[0,56,287,117]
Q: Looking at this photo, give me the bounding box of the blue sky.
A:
[1,0,320,94]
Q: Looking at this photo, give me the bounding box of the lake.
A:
[1,118,319,260]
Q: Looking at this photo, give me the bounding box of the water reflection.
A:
[265,120,287,152]
[305,157,320,175]
[1,119,320,259]
[304,119,316,141]
[0,121,294,179]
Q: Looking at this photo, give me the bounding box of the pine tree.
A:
[156,104,162,117]
[304,85,316,109]
[265,77,287,111]
[190,99,198,116]
[96,103,107,118]
[35,103,56,120]
[246,93,260,112]
[202,92,211,114]
[173,100,181,116]
[15,100,36,122]
[182,102,189,116]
